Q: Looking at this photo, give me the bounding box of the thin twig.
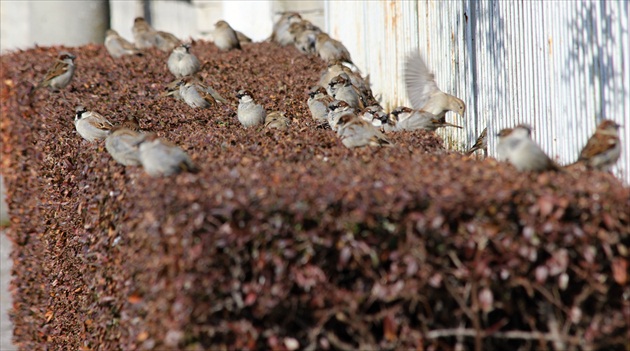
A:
[425,328,581,345]
[324,332,355,351]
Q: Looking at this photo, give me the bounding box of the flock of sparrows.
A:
[31,13,622,176]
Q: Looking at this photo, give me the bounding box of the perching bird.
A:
[104,29,142,58]
[270,12,303,46]
[497,124,559,172]
[236,31,253,45]
[467,127,488,156]
[34,52,76,92]
[328,73,365,110]
[177,77,218,109]
[327,100,355,132]
[315,33,353,65]
[167,43,201,78]
[132,17,159,49]
[404,52,465,120]
[319,62,377,107]
[576,120,622,171]
[213,20,241,51]
[236,89,266,127]
[389,106,462,132]
[74,106,113,142]
[289,20,321,55]
[132,17,179,51]
[336,113,393,149]
[358,105,387,128]
[264,111,290,131]
[307,86,334,122]
[155,31,181,52]
[105,116,145,166]
[138,133,198,177]
[163,75,226,104]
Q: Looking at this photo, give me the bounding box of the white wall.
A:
[1,0,108,53]
[327,0,630,183]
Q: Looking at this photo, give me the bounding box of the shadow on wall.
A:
[565,1,621,122]
[467,1,507,131]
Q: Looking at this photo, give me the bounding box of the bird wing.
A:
[40,61,70,85]
[404,52,441,110]
[579,133,618,161]
[201,84,227,104]
[91,115,114,130]
[467,128,487,154]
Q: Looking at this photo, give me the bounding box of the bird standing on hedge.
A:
[327,100,355,132]
[404,52,466,120]
[138,133,198,177]
[307,86,334,122]
[74,106,114,142]
[328,73,365,110]
[467,127,488,156]
[132,17,159,49]
[497,124,559,172]
[213,21,241,51]
[359,105,387,128]
[388,106,462,132]
[168,43,200,78]
[264,111,290,131]
[576,120,622,171]
[315,33,353,65]
[105,116,145,166]
[270,12,302,46]
[132,17,179,51]
[336,113,392,148]
[236,89,266,127]
[290,20,321,55]
[33,52,76,92]
[104,29,142,58]
[177,76,220,109]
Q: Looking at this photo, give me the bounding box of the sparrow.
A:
[104,29,142,58]
[177,77,216,109]
[138,133,198,177]
[236,31,253,45]
[132,17,159,49]
[389,106,462,132]
[105,116,145,166]
[74,106,113,142]
[307,86,334,122]
[467,127,488,156]
[319,62,378,107]
[167,43,201,78]
[270,12,303,46]
[34,52,76,92]
[404,52,466,120]
[328,73,365,110]
[236,89,266,127]
[264,111,290,131]
[576,120,622,171]
[213,20,241,51]
[358,105,387,128]
[161,79,184,100]
[497,124,559,172]
[315,33,353,65]
[132,17,180,51]
[336,113,393,148]
[327,100,355,132]
[155,31,181,52]
[163,75,227,104]
[289,20,321,55]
